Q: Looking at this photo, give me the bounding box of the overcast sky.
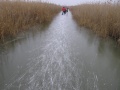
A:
[39,0,107,6]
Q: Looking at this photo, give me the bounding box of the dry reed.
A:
[0,0,60,41]
[71,3,120,40]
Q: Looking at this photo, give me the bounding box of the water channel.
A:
[0,12,120,90]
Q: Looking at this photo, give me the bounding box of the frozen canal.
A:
[0,12,120,90]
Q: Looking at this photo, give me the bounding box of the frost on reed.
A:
[0,0,60,41]
[71,3,120,40]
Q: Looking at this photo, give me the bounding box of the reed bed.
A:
[0,0,60,41]
[71,3,120,40]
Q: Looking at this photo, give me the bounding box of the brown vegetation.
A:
[71,3,120,40]
[0,0,60,41]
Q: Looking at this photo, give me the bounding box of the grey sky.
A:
[40,0,107,6]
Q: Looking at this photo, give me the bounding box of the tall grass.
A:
[0,1,60,41]
[71,3,120,40]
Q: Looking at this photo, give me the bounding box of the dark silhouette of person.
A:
[66,8,69,13]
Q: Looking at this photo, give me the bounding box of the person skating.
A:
[62,7,66,15]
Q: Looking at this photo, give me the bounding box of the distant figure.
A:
[62,7,66,15]
[66,8,69,13]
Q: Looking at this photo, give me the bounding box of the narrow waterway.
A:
[0,12,120,90]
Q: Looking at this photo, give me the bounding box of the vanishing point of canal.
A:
[0,12,120,90]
